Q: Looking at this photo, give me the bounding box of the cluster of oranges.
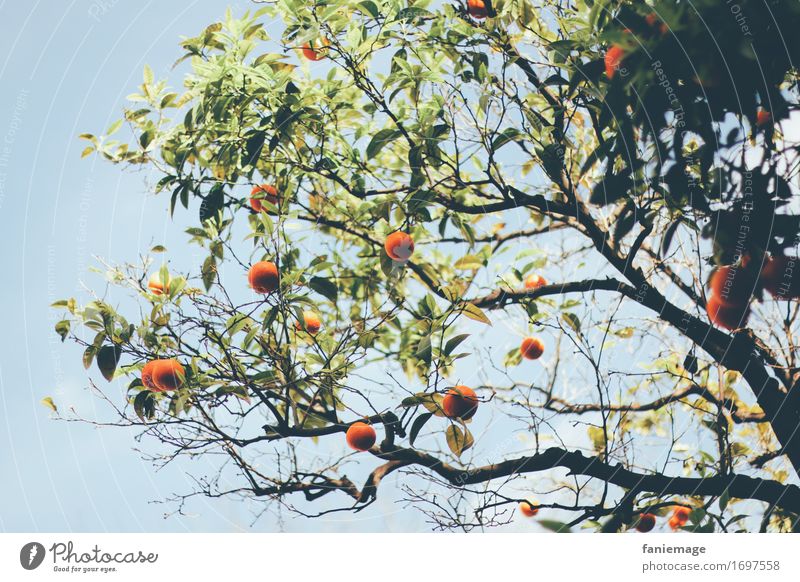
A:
[632,506,691,533]
[706,254,800,331]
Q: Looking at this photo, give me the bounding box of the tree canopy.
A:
[55,0,800,532]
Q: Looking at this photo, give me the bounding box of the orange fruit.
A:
[249,184,279,213]
[520,336,544,360]
[605,45,625,79]
[442,385,479,420]
[248,261,280,294]
[144,359,185,392]
[296,311,321,335]
[147,273,169,295]
[756,109,772,127]
[761,255,800,299]
[467,0,488,19]
[705,293,749,331]
[708,265,755,306]
[346,422,377,451]
[524,274,547,290]
[384,231,415,262]
[301,39,328,61]
[636,513,656,532]
[519,500,539,517]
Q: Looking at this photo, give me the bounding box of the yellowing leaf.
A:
[460,303,492,325]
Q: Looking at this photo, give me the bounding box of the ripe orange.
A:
[761,255,800,299]
[384,231,415,262]
[301,39,328,61]
[147,273,169,295]
[645,13,668,35]
[467,0,488,19]
[141,361,157,390]
[705,293,749,331]
[519,500,539,517]
[346,422,377,451]
[249,184,278,213]
[524,274,547,290]
[442,385,479,420]
[248,261,280,294]
[708,265,755,306]
[605,45,625,79]
[520,336,545,360]
[670,506,690,529]
[144,359,185,392]
[636,513,656,532]
[756,109,772,127]
[296,311,321,335]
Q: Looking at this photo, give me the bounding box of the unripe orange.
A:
[467,0,488,19]
[636,513,656,532]
[346,422,377,451]
[296,311,321,335]
[248,261,280,294]
[145,359,185,392]
[385,231,415,261]
[605,45,625,79]
[442,385,479,420]
[519,500,539,517]
[249,184,278,213]
[705,293,749,331]
[520,336,544,360]
[524,274,547,290]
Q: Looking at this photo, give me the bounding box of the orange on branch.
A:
[296,311,321,335]
[756,109,772,127]
[249,184,279,213]
[346,422,377,452]
[442,385,479,420]
[635,513,656,532]
[520,336,545,360]
[705,293,749,331]
[605,45,626,79]
[248,261,280,294]
[147,272,169,295]
[301,39,328,61]
[467,0,488,19]
[524,274,547,290]
[519,500,539,517]
[384,231,415,262]
[146,359,185,392]
[707,264,755,306]
[761,255,800,299]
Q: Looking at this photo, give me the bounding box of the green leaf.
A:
[366,128,402,159]
[453,255,484,270]
[445,424,474,457]
[444,333,470,356]
[409,412,433,446]
[133,390,156,422]
[308,276,338,303]
[54,320,70,342]
[562,312,581,332]
[199,184,225,222]
[96,345,122,382]
[538,520,572,533]
[41,397,58,413]
[460,303,492,325]
[416,335,432,364]
[201,256,217,291]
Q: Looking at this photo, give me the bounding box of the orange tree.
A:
[54,0,800,531]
